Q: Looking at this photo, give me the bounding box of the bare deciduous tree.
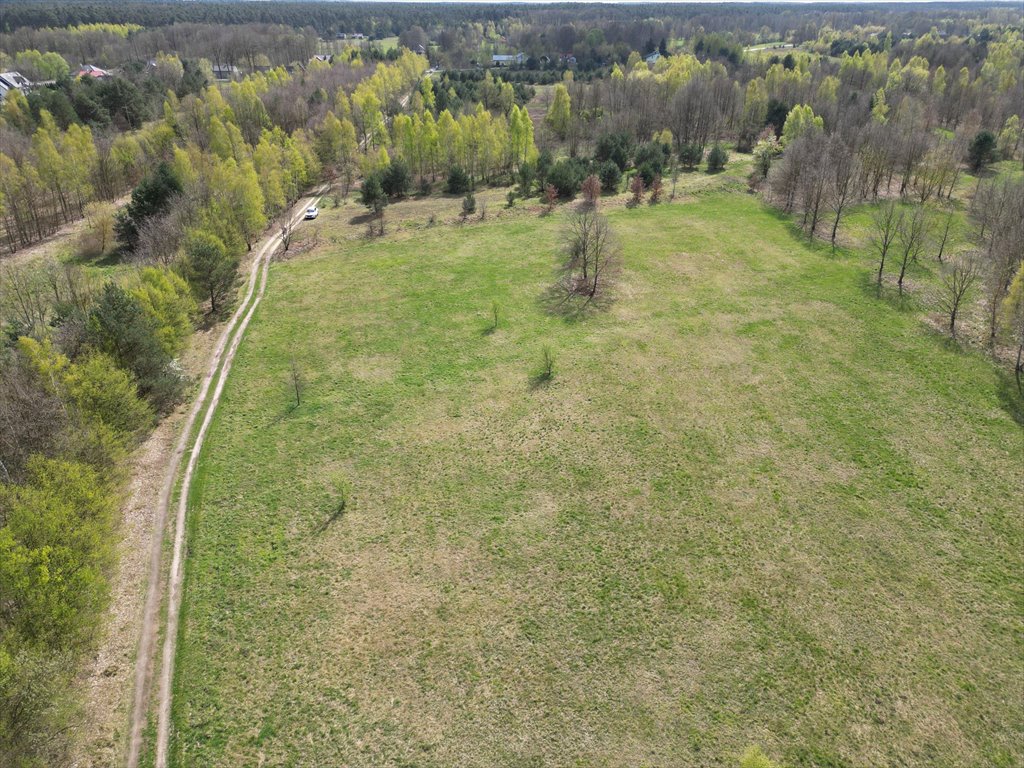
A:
[940,253,981,338]
[895,205,930,296]
[559,208,621,303]
[872,201,902,288]
[827,137,861,247]
[935,210,954,263]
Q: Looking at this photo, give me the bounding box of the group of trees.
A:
[864,176,1023,350]
[0,44,435,766]
[0,261,196,764]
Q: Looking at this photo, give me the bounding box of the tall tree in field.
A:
[940,254,981,339]
[827,136,860,246]
[895,205,929,296]
[872,200,903,288]
[560,207,621,301]
[546,84,572,141]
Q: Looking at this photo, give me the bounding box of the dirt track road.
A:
[125,191,324,768]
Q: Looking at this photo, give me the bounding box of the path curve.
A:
[126,191,323,768]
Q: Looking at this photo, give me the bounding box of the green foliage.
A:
[765,99,789,137]
[967,130,997,172]
[0,456,116,647]
[598,160,622,192]
[707,144,729,173]
[360,173,389,212]
[740,746,781,768]
[87,281,182,411]
[634,142,670,186]
[19,337,152,447]
[595,132,633,171]
[445,166,471,195]
[546,158,587,198]
[780,104,824,146]
[115,162,182,252]
[678,143,704,169]
[0,457,117,765]
[545,83,571,140]
[177,230,239,316]
[131,267,196,358]
[752,134,782,178]
[381,158,412,198]
[462,191,477,217]
[517,162,536,197]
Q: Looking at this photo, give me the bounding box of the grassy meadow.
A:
[170,184,1023,767]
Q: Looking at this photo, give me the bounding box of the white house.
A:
[492,53,524,67]
[645,51,662,65]
[0,71,32,101]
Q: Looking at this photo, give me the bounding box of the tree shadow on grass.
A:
[537,281,616,323]
[995,370,1024,428]
[314,499,347,534]
[65,248,126,268]
[528,369,554,391]
[348,210,376,225]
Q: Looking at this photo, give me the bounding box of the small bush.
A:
[594,131,633,171]
[535,345,555,382]
[581,174,601,205]
[446,166,471,194]
[636,161,659,187]
[547,158,587,198]
[707,144,729,173]
[598,161,622,192]
[634,142,669,182]
[462,192,476,218]
[678,143,703,169]
[518,162,536,197]
[382,159,411,198]
[629,174,646,206]
[649,175,663,204]
[544,184,558,212]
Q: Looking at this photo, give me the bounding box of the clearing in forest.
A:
[171,191,1022,767]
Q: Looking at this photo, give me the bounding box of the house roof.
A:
[75,64,111,78]
[0,71,32,90]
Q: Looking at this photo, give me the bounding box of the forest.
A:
[0,2,1021,767]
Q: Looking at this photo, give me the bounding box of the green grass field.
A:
[171,189,1022,767]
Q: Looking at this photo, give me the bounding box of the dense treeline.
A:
[0,52,376,252]
[1,22,319,74]
[529,20,1022,346]
[0,50,428,766]
[4,2,1020,43]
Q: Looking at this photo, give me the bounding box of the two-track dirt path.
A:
[125,190,324,768]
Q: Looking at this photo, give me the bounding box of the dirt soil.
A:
[68,324,220,768]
